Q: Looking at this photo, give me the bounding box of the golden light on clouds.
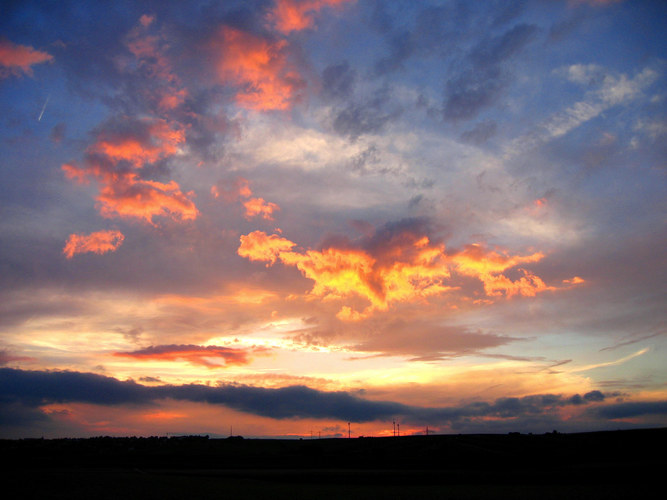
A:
[238,230,556,319]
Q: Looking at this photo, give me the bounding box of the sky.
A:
[1,0,666,439]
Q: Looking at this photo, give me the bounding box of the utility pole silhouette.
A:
[393,420,396,437]
[397,423,400,437]
[348,422,351,439]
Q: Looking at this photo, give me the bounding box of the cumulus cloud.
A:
[238,220,554,320]
[62,116,198,224]
[212,26,304,111]
[63,230,125,259]
[0,38,53,78]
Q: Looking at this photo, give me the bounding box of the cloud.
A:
[469,24,538,67]
[0,350,34,366]
[212,177,280,220]
[62,116,198,224]
[243,197,280,220]
[0,38,53,78]
[238,220,553,319]
[348,322,518,361]
[506,66,659,156]
[267,0,353,35]
[460,120,498,145]
[443,67,508,121]
[451,244,550,298]
[443,24,537,122]
[0,368,147,407]
[114,344,261,368]
[0,368,632,427]
[63,230,125,259]
[321,62,356,100]
[212,26,304,111]
[238,230,296,266]
[120,15,189,112]
[570,348,649,372]
[590,401,667,419]
[332,89,399,140]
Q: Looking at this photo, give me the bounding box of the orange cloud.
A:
[63,230,125,259]
[239,230,296,265]
[91,118,185,167]
[243,197,280,220]
[211,177,252,202]
[451,244,551,297]
[238,229,554,319]
[0,39,52,78]
[267,0,353,34]
[214,27,304,110]
[96,175,198,223]
[114,344,262,368]
[62,117,198,224]
[212,177,280,220]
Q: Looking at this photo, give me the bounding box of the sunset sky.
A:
[1,0,666,439]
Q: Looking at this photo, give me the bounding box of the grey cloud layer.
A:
[2,368,657,430]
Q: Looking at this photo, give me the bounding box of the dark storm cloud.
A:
[0,368,408,422]
[589,401,667,420]
[0,368,627,427]
[0,368,147,406]
[162,384,409,422]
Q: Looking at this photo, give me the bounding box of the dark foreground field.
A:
[2,428,664,499]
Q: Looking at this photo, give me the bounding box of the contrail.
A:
[37,93,51,122]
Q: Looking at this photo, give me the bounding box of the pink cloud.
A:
[0,39,53,78]
[212,27,304,110]
[114,344,266,368]
[62,117,198,225]
[63,230,125,259]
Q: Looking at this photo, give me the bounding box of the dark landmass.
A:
[2,428,664,499]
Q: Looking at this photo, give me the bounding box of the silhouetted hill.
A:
[3,428,664,499]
